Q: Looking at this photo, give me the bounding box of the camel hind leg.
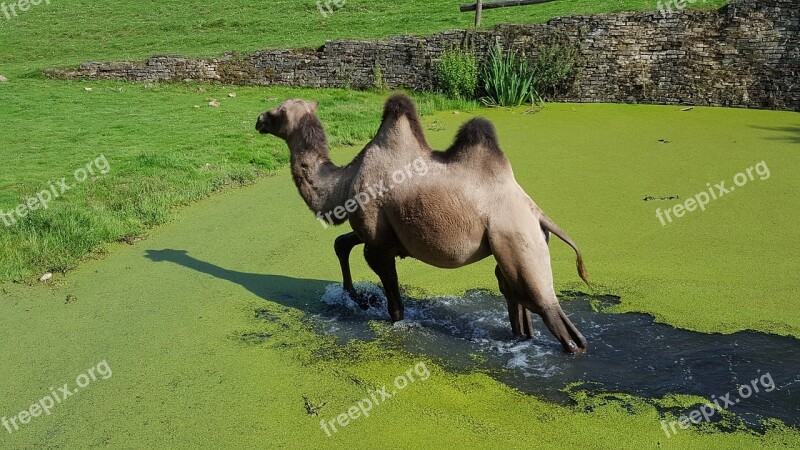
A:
[495,225,551,338]
[495,265,534,338]
[495,224,550,337]
[489,227,587,354]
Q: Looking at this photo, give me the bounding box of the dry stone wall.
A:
[46,0,799,111]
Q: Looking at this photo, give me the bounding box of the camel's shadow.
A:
[750,124,800,144]
[144,249,800,430]
[142,248,518,343]
[145,248,336,312]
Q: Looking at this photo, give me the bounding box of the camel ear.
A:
[309,101,319,113]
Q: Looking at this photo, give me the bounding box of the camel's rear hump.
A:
[445,117,505,160]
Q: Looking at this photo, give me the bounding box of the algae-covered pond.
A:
[1,104,798,448]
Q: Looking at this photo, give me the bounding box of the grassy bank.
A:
[0,80,471,281]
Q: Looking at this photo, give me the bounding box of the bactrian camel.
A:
[256,94,590,354]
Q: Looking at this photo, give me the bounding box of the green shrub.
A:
[530,41,582,100]
[480,43,542,107]
[436,46,479,100]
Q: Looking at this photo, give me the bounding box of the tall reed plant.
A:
[480,43,542,107]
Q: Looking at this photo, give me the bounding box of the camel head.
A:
[255,99,320,139]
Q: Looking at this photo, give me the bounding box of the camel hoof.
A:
[349,291,382,310]
[511,319,534,340]
[513,330,534,340]
[353,295,370,310]
[540,308,588,355]
[344,290,368,310]
[564,339,586,355]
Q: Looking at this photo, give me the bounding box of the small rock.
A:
[0,75,7,82]
[194,105,200,108]
[197,87,206,92]
[452,111,460,115]
[84,87,93,92]
[265,97,279,102]
[39,273,53,282]
[657,139,671,144]
[208,99,220,107]
[65,294,77,304]
[680,107,694,111]
[228,92,237,98]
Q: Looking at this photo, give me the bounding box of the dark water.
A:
[313,282,800,430]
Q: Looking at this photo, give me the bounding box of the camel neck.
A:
[287,116,351,219]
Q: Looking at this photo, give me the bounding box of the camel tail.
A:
[539,213,590,288]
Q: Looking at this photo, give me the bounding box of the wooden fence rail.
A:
[460,0,558,27]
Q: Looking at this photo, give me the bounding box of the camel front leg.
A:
[363,246,404,322]
[334,232,364,307]
[495,265,534,338]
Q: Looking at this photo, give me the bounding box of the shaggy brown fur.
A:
[256,94,590,354]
